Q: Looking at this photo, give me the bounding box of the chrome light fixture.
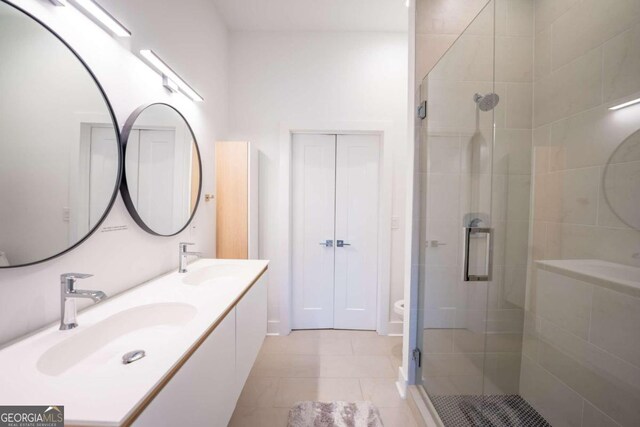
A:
[609,97,640,111]
[140,49,204,102]
[71,0,131,37]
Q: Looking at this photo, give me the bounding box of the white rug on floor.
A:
[287,401,384,427]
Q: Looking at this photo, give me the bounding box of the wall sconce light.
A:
[609,98,640,111]
[140,49,204,102]
[70,0,131,37]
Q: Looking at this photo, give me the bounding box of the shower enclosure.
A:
[412,0,640,426]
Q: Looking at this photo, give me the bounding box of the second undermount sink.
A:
[37,302,196,376]
[181,264,247,286]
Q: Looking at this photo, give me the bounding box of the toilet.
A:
[393,299,404,316]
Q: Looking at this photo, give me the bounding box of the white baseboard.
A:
[267,320,280,335]
[387,320,403,336]
[395,366,408,399]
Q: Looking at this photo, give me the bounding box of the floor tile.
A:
[273,378,363,407]
[236,376,279,408]
[228,407,289,427]
[235,330,416,427]
[378,404,418,427]
[360,378,406,408]
[250,353,322,378]
[352,335,403,357]
[260,335,353,355]
[317,354,397,378]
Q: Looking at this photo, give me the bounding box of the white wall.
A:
[0,0,227,345]
[227,31,408,333]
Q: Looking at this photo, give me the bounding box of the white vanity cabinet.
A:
[235,270,268,394]
[133,272,268,427]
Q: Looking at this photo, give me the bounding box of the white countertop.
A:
[0,259,268,426]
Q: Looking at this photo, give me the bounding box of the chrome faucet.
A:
[60,273,107,330]
[179,242,201,273]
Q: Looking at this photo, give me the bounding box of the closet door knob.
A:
[319,240,333,247]
[336,240,351,247]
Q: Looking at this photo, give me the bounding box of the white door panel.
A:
[334,134,380,330]
[89,127,118,228]
[292,134,336,329]
[137,129,176,234]
[292,133,380,331]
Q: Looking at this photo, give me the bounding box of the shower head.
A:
[473,93,500,111]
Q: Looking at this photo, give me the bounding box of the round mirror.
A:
[603,128,640,230]
[0,2,121,268]
[120,104,202,236]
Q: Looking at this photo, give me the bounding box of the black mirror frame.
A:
[0,0,123,269]
[119,103,203,237]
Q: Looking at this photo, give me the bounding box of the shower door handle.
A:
[463,227,493,281]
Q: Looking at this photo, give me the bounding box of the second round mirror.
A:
[121,104,202,236]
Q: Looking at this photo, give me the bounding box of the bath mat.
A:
[287,401,384,427]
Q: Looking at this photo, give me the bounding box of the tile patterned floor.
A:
[229,330,417,427]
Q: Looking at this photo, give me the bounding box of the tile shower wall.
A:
[521,0,640,426]
[419,0,534,397]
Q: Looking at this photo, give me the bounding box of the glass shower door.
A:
[415,0,501,423]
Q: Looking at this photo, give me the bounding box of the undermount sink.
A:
[182,264,247,286]
[37,302,196,376]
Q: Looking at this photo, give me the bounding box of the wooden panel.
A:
[216,141,248,259]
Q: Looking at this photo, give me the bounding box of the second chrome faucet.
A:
[179,242,201,273]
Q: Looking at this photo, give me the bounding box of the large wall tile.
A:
[536,269,593,339]
[506,0,534,37]
[496,36,534,82]
[505,83,533,129]
[416,33,458,82]
[533,47,603,126]
[529,356,584,426]
[506,176,532,221]
[427,172,460,221]
[539,318,640,427]
[548,105,639,172]
[427,135,461,174]
[582,401,622,427]
[604,23,640,103]
[543,168,599,225]
[551,0,640,70]
[590,287,640,368]
[594,227,640,268]
[429,34,494,83]
[494,128,533,174]
[534,0,580,34]
[534,28,551,81]
[416,0,490,35]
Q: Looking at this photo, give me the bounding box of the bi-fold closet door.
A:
[292,133,380,330]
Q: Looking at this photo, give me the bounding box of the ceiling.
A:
[212,0,408,32]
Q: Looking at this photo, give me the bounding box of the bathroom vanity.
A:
[0,259,268,426]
